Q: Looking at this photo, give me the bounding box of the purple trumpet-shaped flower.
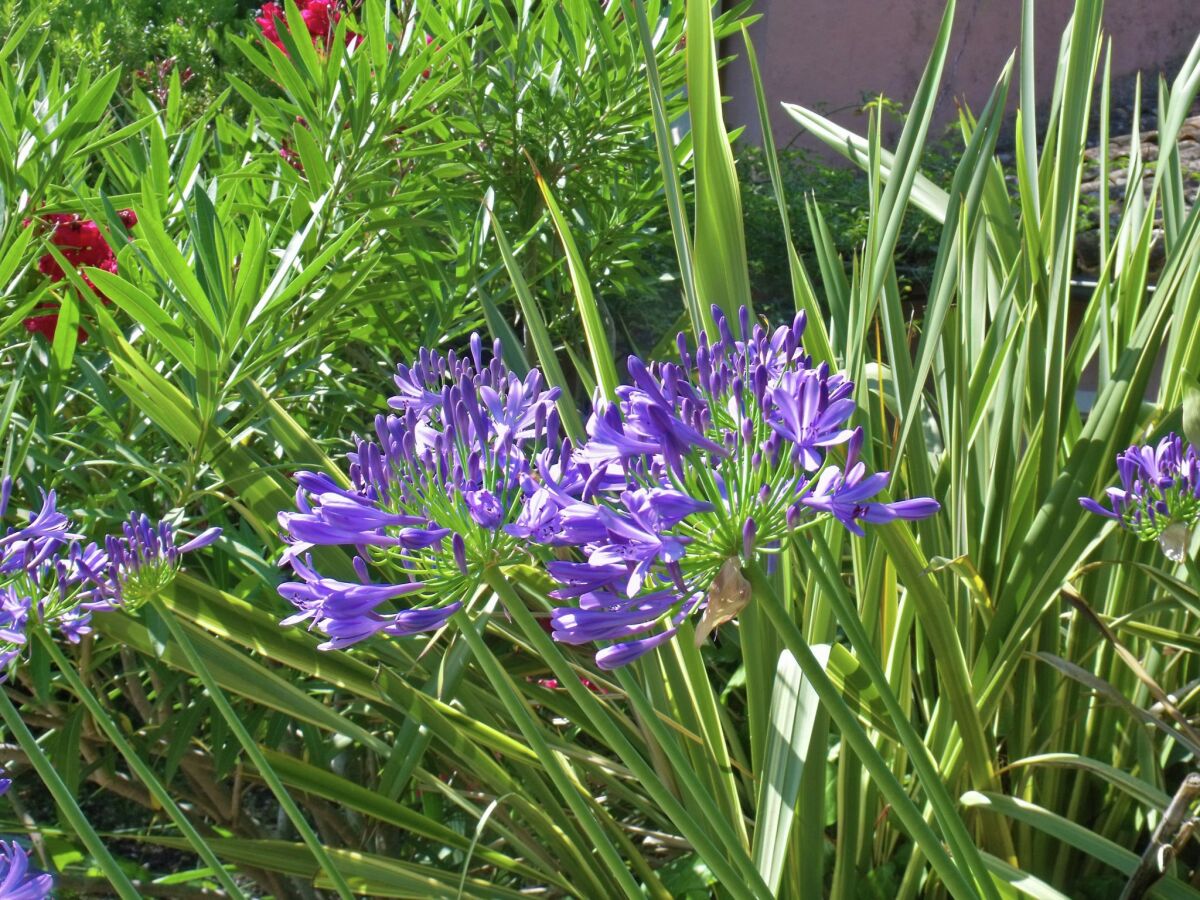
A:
[1081,432,1200,560]
[0,486,93,672]
[277,336,574,649]
[0,841,53,899]
[800,461,940,537]
[0,490,73,548]
[768,368,856,469]
[547,560,629,599]
[0,587,30,671]
[279,554,459,649]
[0,491,80,578]
[552,589,700,639]
[587,489,711,595]
[505,485,607,546]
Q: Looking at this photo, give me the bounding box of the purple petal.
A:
[595,628,679,669]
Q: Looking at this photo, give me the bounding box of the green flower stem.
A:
[452,605,643,900]
[0,673,141,899]
[487,569,771,900]
[35,631,247,899]
[149,598,356,900]
[743,562,985,900]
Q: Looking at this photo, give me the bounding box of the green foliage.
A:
[2,0,1200,897]
[6,0,253,114]
[738,143,950,322]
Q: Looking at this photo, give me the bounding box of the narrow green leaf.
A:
[963,792,1200,900]
[686,0,751,331]
[486,199,585,442]
[531,165,620,400]
[752,649,820,894]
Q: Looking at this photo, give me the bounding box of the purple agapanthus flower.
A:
[277,337,574,649]
[83,515,221,612]
[526,306,939,668]
[0,485,96,667]
[587,489,711,595]
[275,309,939,668]
[0,841,53,899]
[1081,432,1200,561]
[768,368,856,470]
[505,485,607,546]
[0,490,79,578]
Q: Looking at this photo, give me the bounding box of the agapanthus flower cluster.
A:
[1081,433,1200,561]
[277,337,565,649]
[523,306,939,667]
[257,0,355,53]
[24,210,137,343]
[279,307,941,667]
[0,476,220,676]
[0,841,52,899]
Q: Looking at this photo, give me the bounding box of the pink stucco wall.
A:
[724,0,1200,149]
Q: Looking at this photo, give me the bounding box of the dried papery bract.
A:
[694,557,750,647]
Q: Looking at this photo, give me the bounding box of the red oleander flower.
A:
[257,0,356,54]
[256,2,286,48]
[23,210,136,343]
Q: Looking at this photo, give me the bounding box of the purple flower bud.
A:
[714,306,735,348]
[452,533,468,575]
[676,331,691,368]
[595,628,679,669]
[846,426,864,468]
[352,554,370,584]
[177,527,221,553]
[786,503,801,530]
[742,517,757,559]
